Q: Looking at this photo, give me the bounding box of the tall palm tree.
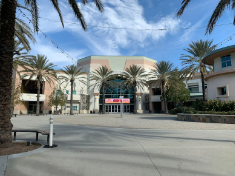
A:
[0,0,103,148]
[89,66,115,114]
[151,61,174,114]
[0,1,36,51]
[177,0,234,34]
[180,40,216,101]
[123,65,147,114]
[21,54,57,116]
[59,65,86,115]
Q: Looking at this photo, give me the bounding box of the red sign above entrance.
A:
[105,98,130,104]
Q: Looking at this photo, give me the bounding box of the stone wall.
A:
[177,113,235,124]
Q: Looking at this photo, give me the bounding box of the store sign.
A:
[105,98,130,104]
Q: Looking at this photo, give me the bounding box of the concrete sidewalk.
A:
[4,121,235,176]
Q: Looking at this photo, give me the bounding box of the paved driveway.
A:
[4,114,235,176]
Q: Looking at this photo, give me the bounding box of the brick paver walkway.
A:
[54,114,235,130]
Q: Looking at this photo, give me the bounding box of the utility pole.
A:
[120,96,123,117]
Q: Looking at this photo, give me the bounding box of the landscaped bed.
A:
[0,142,42,156]
[177,113,235,124]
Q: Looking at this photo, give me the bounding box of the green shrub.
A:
[181,111,235,115]
[192,99,235,112]
[192,100,206,111]
[170,106,195,114]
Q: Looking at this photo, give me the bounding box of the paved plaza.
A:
[54,113,235,130]
[1,114,235,176]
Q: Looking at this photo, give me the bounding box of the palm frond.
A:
[177,0,192,17]
[206,0,231,34]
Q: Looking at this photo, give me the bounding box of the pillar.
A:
[93,92,100,114]
[136,93,143,114]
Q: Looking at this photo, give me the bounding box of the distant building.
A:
[13,66,54,115]
[77,56,156,114]
[203,45,235,101]
[149,74,205,113]
[183,73,206,106]
[13,56,157,114]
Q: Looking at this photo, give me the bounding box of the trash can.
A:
[49,111,52,114]
[90,111,92,114]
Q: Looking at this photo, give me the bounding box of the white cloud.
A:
[28,36,87,68]
[32,0,183,56]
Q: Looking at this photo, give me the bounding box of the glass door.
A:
[124,105,127,113]
[114,105,118,113]
[126,105,130,113]
[123,105,130,113]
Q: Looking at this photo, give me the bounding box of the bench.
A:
[12,130,55,145]
[28,113,48,116]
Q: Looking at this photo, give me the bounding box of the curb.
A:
[0,141,50,176]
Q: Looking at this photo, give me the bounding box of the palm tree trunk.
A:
[133,83,137,114]
[36,83,40,116]
[102,84,105,114]
[0,0,16,148]
[200,71,206,101]
[162,81,168,114]
[70,81,73,115]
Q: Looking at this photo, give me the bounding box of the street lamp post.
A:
[120,96,123,117]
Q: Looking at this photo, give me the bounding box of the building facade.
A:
[13,66,54,114]
[149,75,205,112]
[203,45,235,101]
[13,56,157,114]
[77,56,157,114]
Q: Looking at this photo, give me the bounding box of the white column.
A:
[137,95,143,113]
[138,96,142,110]
[94,95,96,110]
[93,95,99,113]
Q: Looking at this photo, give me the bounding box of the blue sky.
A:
[17,0,235,70]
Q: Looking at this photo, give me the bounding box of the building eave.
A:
[203,45,235,65]
[204,68,235,80]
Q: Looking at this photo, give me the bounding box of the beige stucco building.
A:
[77,56,157,114]
[203,45,235,101]
[13,56,158,114]
[13,66,55,115]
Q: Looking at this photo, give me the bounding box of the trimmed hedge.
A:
[183,111,235,115]
[170,99,235,115]
[193,100,235,112]
[170,106,195,114]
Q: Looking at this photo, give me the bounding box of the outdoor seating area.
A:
[12,129,55,145]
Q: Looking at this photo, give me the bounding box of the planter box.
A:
[177,113,235,124]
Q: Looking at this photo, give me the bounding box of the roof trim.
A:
[203,45,235,65]
[204,68,235,80]
[77,56,156,63]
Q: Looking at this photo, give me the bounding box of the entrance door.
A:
[123,105,130,113]
[114,105,118,113]
[28,104,37,114]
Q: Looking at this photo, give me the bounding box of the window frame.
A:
[217,85,229,98]
[221,55,232,68]
[188,84,199,93]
